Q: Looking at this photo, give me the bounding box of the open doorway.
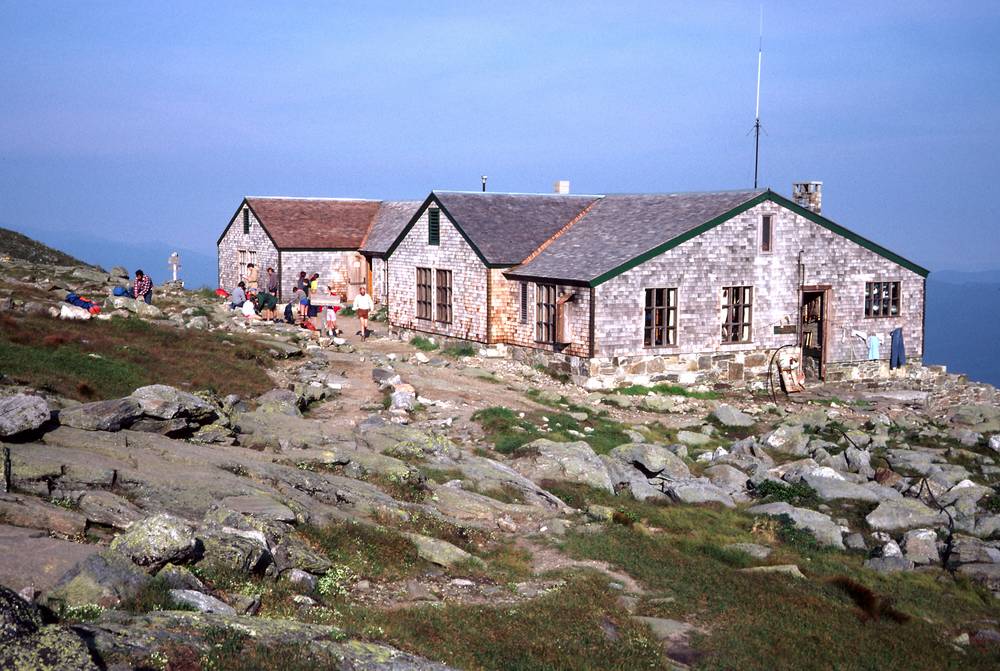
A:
[800,287,830,380]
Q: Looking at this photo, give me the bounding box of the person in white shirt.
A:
[352,286,374,339]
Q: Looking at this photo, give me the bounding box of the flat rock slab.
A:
[865,499,946,532]
[74,611,456,670]
[404,533,479,568]
[740,564,806,579]
[712,404,755,427]
[0,525,99,593]
[169,589,236,614]
[0,493,87,536]
[219,495,296,523]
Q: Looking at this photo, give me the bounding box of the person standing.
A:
[353,286,374,340]
[266,267,278,295]
[133,269,153,304]
[245,263,259,291]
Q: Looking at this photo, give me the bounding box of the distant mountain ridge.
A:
[0,226,92,267]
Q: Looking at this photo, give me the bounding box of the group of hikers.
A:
[227,263,375,339]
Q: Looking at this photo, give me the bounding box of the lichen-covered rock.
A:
[73,490,144,530]
[169,589,235,614]
[0,394,50,437]
[0,585,42,645]
[110,513,197,570]
[608,443,690,479]
[73,610,455,670]
[131,385,216,422]
[404,532,479,568]
[58,398,142,432]
[0,624,98,671]
[712,404,755,427]
[748,502,845,549]
[44,551,150,609]
[865,499,945,532]
[196,528,272,575]
[510,439,613,493]
[664,481,736,508]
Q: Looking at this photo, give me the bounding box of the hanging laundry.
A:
[890,327,906,369]
[867,334,881,360]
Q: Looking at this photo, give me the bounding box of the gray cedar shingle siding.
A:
[592,202,924,364]
[429,192,600,265]
[387,206,488,341]
[218,207,279,295]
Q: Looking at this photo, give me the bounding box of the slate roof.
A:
[506,190,767,284]
[432,192,601,266]
[245,197,381,249]
[361,200,423,255]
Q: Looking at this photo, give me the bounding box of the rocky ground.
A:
[1,255,999,670]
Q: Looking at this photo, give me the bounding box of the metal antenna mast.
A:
[753,6,763,188]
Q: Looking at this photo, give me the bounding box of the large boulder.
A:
[608,443,690,479]
[0,526,99,594]
[73,491,144,530]
[110,513,198,570]
[404,532,478,568]
[58,398,142,432]
[601,456,668,502]
[748,502,845,549]
[664,481,736,507]
[131,385,216,422]
[802,474,900,503]
[0,394,50,437]
[0,623,99,671]
[865,499,945,532]
[196,528,271,575]
[44,551,150,609]
[712,404,755,428]
[762,425,810,456]
[902,529,940,565]
[509,439,613,493]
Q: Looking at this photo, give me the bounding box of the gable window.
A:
[644,288,677,347]
[761,214,773,252]
[416,267,432,319]
[243,208,250,235]
[435,269,452,323]
[536,283,557,343]
[519,282,529,324]
[722,286,753,343]
[865,281,900,318]
[428,208,441,246]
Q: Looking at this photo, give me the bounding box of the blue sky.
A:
[2,1,998,285]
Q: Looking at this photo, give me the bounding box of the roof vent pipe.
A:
[553,180,570,195]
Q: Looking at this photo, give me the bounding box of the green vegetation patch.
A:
[333,574,670,671]
[554,484,1000,671]
[409,335,438,352]
[613,383,720,400]
[472,404,631,455]
[0,313,275,400]
[441,342,477,358]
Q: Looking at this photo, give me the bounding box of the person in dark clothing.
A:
[266,267,279,294]
[133,270,153,304]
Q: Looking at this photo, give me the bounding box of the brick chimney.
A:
[553,180,570,195]
[792,181,822,215]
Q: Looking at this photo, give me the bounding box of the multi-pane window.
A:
[243,208,250,234]
[428,208,441,246]
[865,281,901,318]
[535,283,557,343]
[237,250,256,281]
[761,214,772,252]
[416,267,432,319]
[722,286,753,343]
[519,282,529,324]
[644,288,677,347]
[435,270,452,323]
